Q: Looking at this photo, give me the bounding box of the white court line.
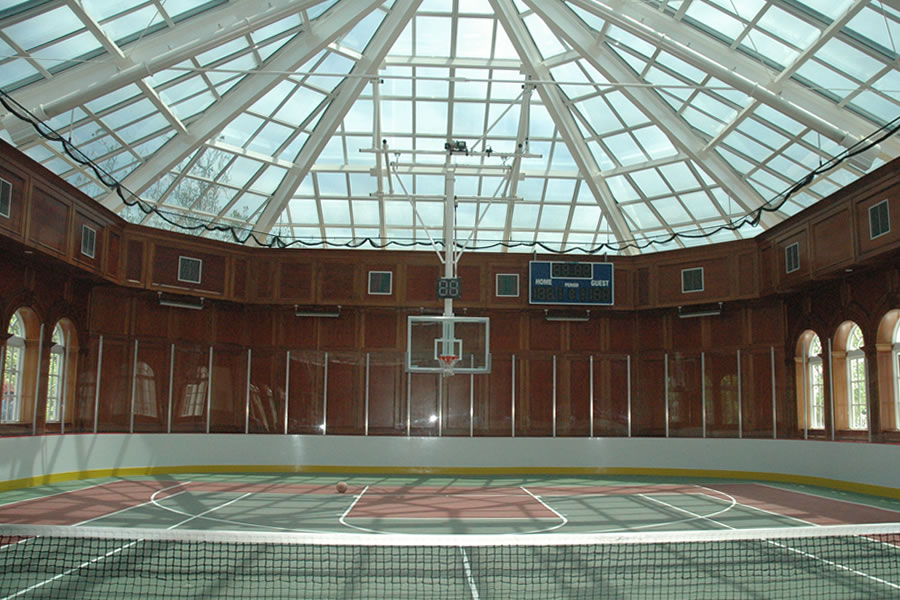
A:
[459,547,480,599]
[0,492,254,600]
[639,493,900,593]
[76,482,191,527]
[0,480,115,509]
[756,483,900,516]
[695,484,819,528]
[338,486,375,533]
[519,487,567,533]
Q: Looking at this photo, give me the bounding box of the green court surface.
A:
[1,473,899,598]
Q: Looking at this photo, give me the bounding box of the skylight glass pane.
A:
[681,191,721,220]
[544,178,576,202]
[706,0,765,20]
[103,5,164,42]
[322,200,351,224]
[540,205,570,228]
[816,38,885,81]
[846,6,900,55]
[659,162,698,191]
[851,90,898,123]
[685,2,743,41]
[757,6,819,50]
[340,8,381,52]
[523,13,566,58]
[793,60,857,100]
[605,133,646,167]
[606,174,640,201]
[577,96,622,135]
[456,17,494,59]
[4,6,81,49]
[652,198,692,224]
[415,16,450,56]
[632,126,676,160]
[621,203,662,229]
[416,67,449,97]
[415,101,448,134]
[318,172,349,196]
[629,169,670,197]
[453,103,486,135]
[511,203,540,228]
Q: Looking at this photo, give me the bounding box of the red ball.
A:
[336,481,348,494]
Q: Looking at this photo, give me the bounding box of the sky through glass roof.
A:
[0,0,897,255]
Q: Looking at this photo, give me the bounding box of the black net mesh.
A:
[1,524,898,599]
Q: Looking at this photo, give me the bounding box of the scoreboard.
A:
[529,261,614,306]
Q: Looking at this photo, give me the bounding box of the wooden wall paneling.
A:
[210,347,246,433]
[488,263,527,307]
[569,315,604,352]
[253,257,276,301]
[489,312,521,353]
[96,337,131,432]
[106,230,120,279]
[706,350,740,437]
[632,353,666,436]
[409,372,439,436]
[132,340,170,433]
[246,307,276,348]
[811,209,853,274]
[0,162,26,239]
[363,263,396,305]
[737,252,757,297]
[477,356,512,435]
[326,352,364,434]
[169,303,212,343]
[214,304,245,346]
[750,303,784,345]
[710,309,744,349]
[557,357,590,436]
[758,244,774,295]
[671,314,702,350]
[521,357,553,436]
[278,262,313,302]
[287,350,324,433]
[442,373,471,436]
[248,349,286,434]
[89,288,132,335]
[232,259,247,300]
[318,262,357,303]
[593,355,629,436]
[72,212,103,271]
[125,239,144,283]
[856,192,899,258]
[457,264,481,304]
[367,353,405,435]
[528,314,561,352]
[28,185,69,255]
[170,344,209,433]
[151,244,226,294]
[657,256,731,305]
[319,311,358,350]
[405,264,440,304]
[364,311,398,349]
[280,311,317,350]
[636,267,650,307]
[667,351,703,437]
[133,293,170,340]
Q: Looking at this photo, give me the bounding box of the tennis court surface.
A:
[1,473,899,598]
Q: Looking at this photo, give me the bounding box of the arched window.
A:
[134,362,158,417]
[808,336,824,429]
[893,321,900,430]
[847,324,867,431]
[2,313,25,423]
[46,324,65,422]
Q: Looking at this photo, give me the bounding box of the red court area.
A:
[1,480,899,527]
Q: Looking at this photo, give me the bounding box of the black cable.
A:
[1,87,897,254]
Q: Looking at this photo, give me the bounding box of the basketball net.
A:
[438,354,459,377]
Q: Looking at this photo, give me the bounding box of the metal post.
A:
[406,371,411,437]
[737,349,743,439]
[206,346,213,434]
[511,354,516,437]
[828,338,835,441]
[802,341,808,440]
[771,346,777,439]
[32,323,44,435]
[60,329,69,435]
[701,352,707,438]
[284,351,290,435]
[323,352,328,435]
[627,354,632,438]
[244,349,252,434]
[664,353,669,438]
[589,355,594,438]
[437,371,442,437]
[167,343,174,433]
[365,353,370,437]
[93,335,103,434]
[552,355,557,438]
[469,368,474,437]
[130,339,139,434]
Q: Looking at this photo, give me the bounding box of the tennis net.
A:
[1,523,898,599]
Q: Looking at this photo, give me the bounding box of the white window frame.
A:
[177,256,203,284]
[496,273,519,297]
[893,321,900,430]
[2,313,25,423]
[367,271,393,295]
[80,225,96,259]
[785,242,800,274]
[681,267,704,293]
[807,336,824,429]
[46,324,64,423]
[846,325,867,431]
[869,199,890,240]
[0,177,11,219]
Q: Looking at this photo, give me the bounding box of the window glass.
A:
[2,312,25,423]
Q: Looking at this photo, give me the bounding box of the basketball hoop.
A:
[438,354,459,377]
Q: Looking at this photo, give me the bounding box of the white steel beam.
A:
[255,0,423,236]
[569,0,900,159]
[97,0,384,212]
[526,0,782,230]
[3,0,328,132]
[490,0,636,253]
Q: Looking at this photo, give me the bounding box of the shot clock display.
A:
[529,261,614,305]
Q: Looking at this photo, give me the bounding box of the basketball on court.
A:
[336,482,348,494]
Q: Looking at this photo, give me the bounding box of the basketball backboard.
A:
[406,316,490,375]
